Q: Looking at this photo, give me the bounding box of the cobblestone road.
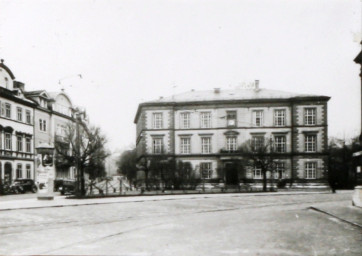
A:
[0,192,361,255]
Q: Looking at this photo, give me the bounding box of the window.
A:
[227,111,237,127]
[304,108,316,125]
[5,133,11,150]
[26,165,31,179]
[17,107,22,121]
[275,162,285,179]
[226,137,237,151]
[5,77,9,89]
[305,162,317,179]
[26,110,31,124]
[39,119,47,132]
[200,162,212,179]
[17,135,23,152]
[152,113,163,129]
[152,137,163,154]
[56,124,67,137]
[254,166,262,179]
[26,137,31,153]
[180,137,191,154]
[0,101,4,116]
[201,137,211,154]
[16,164,22,178]
[40,98,48,108]
[5,103,11,118]
[274,136,286,153]
[274,109,285,126]
[251,136,264,151]
[180,112,190,128]
[200,112,211,128]
[253,110,263,127]
[305,134,316,152]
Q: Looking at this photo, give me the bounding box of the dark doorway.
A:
[4,162,12,185]
[225,162,239,185]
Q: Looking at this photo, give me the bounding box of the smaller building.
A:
[25,90,77,182]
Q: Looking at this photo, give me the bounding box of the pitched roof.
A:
[134,88,330,123]
[145,88,328,104]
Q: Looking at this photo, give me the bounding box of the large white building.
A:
[0,60,36,184]
[134,85,330,189]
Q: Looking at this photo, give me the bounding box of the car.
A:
[195,183,216,191]
[58,179,76,195]
[10,179,38,193]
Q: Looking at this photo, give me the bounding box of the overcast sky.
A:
[0,0,361,151]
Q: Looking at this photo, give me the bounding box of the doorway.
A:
[225,162,239,185]
[4,162,12,185]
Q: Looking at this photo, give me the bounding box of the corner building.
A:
[0,60,36,184]
[134,87,330,189]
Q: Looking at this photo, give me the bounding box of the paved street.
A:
[0,192,361,256]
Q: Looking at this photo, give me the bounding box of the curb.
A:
[0,191,333,212]
[308,206,362,229]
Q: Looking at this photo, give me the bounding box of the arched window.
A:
[4,77,9,89]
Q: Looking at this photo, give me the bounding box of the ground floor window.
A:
[305,162,317,179]
[200,162,212,179]
[26,165,31,179]
[274,162,285,179]
[254,166,262,179]
[16,164,22,178]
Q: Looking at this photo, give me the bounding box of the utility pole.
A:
[75,111,86,196]
[76,113,81,196]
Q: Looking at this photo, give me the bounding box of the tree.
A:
[116,148,138,186]
[54,122,109,196]
[328,136,360,190]
[239,138,277,192]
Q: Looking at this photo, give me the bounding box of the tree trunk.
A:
[263,169,267,192]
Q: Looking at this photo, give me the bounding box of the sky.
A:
[0,0,361,152]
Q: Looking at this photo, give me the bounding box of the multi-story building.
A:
[0,59,84,189]
[134,85,330,189]
[25,90,77,181]
[0,60,36,185]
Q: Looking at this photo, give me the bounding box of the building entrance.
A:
[4,162,12,185]
[225,162,239,185]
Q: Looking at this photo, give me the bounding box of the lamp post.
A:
[36,143,55,200]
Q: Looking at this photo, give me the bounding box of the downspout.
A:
[290,100,294,188]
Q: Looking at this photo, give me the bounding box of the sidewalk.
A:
[0,190,344,211]
[309,202,362,228]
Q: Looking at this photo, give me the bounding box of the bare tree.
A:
[54,122,108,196]
[239,138,277,192]
[116,148,138,187]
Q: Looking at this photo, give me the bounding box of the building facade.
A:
[0,60,36,185]
[0,60,84,189]
[25,90,77,182]
[134,86,330,189]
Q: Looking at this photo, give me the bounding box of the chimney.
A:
[255,80,259,90]
[13,81,25,91]
[214,88,220,94]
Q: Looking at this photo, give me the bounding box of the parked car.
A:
[10,179,38,193]
[58,179,76,195]
[195,183,216,191]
